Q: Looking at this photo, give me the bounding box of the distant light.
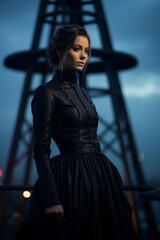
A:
[23,191,31,198]
[138,153,145,161]
[0,169,3,177]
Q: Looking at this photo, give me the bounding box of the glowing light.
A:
[23,191,31,198]
[0,169,3,177]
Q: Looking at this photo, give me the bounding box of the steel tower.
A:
[0,0,158,239]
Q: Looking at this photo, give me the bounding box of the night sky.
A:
[1,0,160,184]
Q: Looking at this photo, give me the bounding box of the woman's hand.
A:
[45,204,64,221]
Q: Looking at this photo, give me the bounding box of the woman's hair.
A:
[47,24,91,72]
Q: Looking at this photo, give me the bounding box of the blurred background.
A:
[0,0,160,239]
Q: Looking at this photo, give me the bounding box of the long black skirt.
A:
[14,153,139,240]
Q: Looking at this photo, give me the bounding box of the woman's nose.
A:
[80,51,86,59]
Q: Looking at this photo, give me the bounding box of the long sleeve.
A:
[31,85,60,209]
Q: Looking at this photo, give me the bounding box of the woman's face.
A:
[61,35,90,72]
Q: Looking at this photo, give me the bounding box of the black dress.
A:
[14,70,139,240]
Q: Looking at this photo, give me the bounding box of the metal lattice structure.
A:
[0,0,159,239]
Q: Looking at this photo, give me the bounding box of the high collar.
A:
[53,69,79,87]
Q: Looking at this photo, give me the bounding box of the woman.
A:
[14,24,139,240]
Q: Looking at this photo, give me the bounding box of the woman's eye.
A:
[73,48,80,52]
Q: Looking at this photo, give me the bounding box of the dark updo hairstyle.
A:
[47,24,91,72]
